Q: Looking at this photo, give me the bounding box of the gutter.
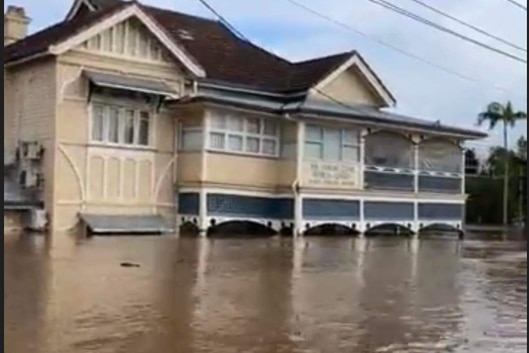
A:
[4,51,51,68]
[197,79,307,100]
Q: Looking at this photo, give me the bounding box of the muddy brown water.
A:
[4,233,527,353]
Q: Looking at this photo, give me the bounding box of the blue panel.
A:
[178,193,199,215]
[207,194,294,219]
[419,176,462,194]
[303,199,360,220]
[364,202,414,221]
[419,203,463,220]
[365,171,415,191]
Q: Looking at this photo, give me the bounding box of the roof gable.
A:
[311,53,397,107]
[51,3,205,77]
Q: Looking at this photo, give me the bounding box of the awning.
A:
[4,176,42,211]
[80,214,174,235]
[84,70,178,98]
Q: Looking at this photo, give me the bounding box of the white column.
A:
[461,147,467,233]
[359,131,367,189]
[461,147,466,195]
[414,143,420,194]
[413,140,420,236]
[359,199,366,237]
[198,189,208,237]
[294,120,305,237]
[199,111,209,237]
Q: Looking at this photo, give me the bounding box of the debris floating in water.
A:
[120,262,140,268]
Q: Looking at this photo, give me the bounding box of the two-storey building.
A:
[3,0,487,236]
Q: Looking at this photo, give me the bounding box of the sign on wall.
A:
[303,162,359,188]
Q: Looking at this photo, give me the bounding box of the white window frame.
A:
[304,125,361,163]
[179,125,204,152]
[206,111,280,158]
[90,100,154,149]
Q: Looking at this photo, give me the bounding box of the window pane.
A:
[228,135,243,151]
[263,120,277,136]
[246,137,260,153]
[227,116,244,132]
[306,125,323,141]
[210,133,225,149]
[92,105,105,141]
[323,128,341,161]
[123,109,135,144]
[107,107,120,143]
[246,118,261,134]
[182,130,202,150]
[305,142,323,160]
[210,115,227,130]
[138,111,150,146]
[262,139,277,156]
[342,146,359,162]
[343,129,359,145]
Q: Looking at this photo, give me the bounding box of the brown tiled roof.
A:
[287,51,355,93]
[3,0,380,95]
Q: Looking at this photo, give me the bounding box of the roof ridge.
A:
[293,50,354,66]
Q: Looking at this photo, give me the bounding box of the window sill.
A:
[88,142,156,152]
[206,149,279,160]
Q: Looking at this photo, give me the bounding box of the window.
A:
[207,112,279,157]
[181,128,203,151]
[304,125,360,163]
[91,104,152,147]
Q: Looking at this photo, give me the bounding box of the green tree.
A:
[478,102,527,225]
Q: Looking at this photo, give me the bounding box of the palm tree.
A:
[478,102,527,226]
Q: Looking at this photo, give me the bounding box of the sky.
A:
[5,0,528,156]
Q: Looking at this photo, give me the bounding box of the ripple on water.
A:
[3,235,528,353]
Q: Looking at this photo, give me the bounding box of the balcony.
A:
[364,132,463,194]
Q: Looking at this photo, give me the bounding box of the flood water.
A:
[4,233,527,353]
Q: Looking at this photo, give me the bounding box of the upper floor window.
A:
[91,104,151,147]
[305,125,360,163]
[208,112,279,157]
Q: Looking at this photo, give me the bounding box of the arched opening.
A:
[419,223,463,239]
[207,220,277,238]
[179,221,200,238]
[365,223,414,237]
[304,223,359,237]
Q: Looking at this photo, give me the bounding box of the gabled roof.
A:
[4,0,394,97]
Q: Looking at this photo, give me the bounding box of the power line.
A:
[506,0,527,11]
[406,0,527,53]
[368,0,527,64]
[193,0,508,144]
[284,0,526,101]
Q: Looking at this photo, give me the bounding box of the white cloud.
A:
[6,0,528,148]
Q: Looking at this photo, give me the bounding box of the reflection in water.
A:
[4,233,527,353]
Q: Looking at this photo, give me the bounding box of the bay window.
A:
[91,103,151,147]
[208,112,279,157]
[304,125,360,163]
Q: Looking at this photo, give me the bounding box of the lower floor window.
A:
[92,104,152,147]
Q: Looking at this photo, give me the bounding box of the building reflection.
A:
[189,237,298,353]
[4,233,51,353]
